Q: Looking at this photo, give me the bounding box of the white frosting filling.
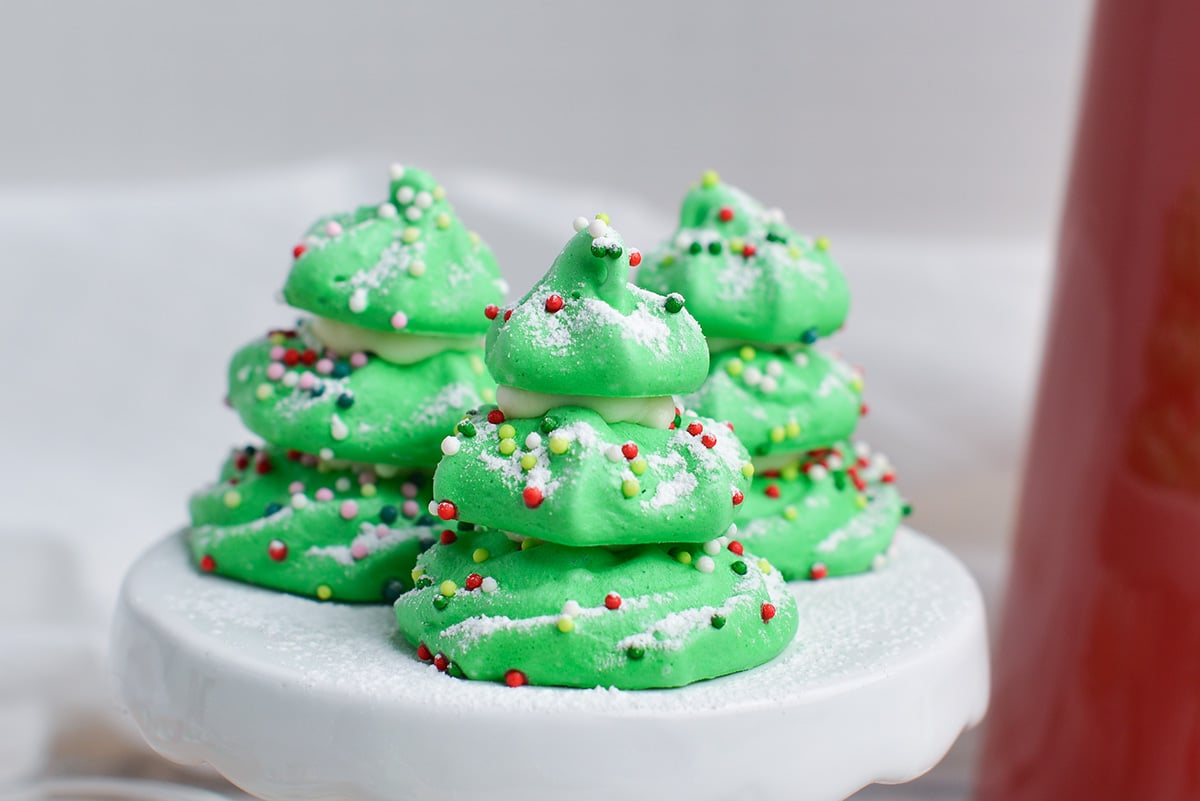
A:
[309,317,480,365]
[708,337,804,354]
[751,452,807,472]
[497,385,677,429]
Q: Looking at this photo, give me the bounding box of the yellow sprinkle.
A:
[316,585,333,601]
[850,376,864,392]
[472,548,490,564]
[520,454,538,471]
[439,580,457,598]
[498,438,517,456]
[481,387,496,402]
[432,185,446,200]
[742,462,755,478]
[469,231,480,245]
[787,245,802,259]
[269,333,286,346]
[783,506,798,521]
[856,494,868,509]
[435,213,451,229]
[758,559,773,574]
[785,420,801,438]
[361,483,377,498]
[730,237,745,254]
[402,226,421,244]
[222,490,242,508]
[780,464,800,481]
[816,236,830,251]
[411,568,425,582]
[739,346,756,362]
[521,537,540,551]
[408,260,426,278]
[595,212,611,224]
[675,551,693,566]
[661,254,676,266]
[497,423,516,439]
[621,479,640,498]
[549,435,570,454]
[769,426,786,443]
[557,616,575,633]
[700,170,720,188]
[630,457,647,476]
[725,358,744,377]
[255,383,273,401]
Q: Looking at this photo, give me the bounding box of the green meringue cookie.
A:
[394,528,797,689]
[283,165,505,338]
[188,444,437,602]
[685,345,863,458]
[433,406,753,547]
[734,443,905,581]
[227,327,494,466]
[637,172,850,344]
[485,217,708,398]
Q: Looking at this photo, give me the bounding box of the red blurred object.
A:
[978,1,1200,799]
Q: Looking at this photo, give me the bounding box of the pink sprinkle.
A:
[300,453,319,467]
[350,542,369,560]
[266,363,285,381]
[288,481,305,494]
[390,311,409,329]
[269,345,285,360]
[325,221,343,237]
[401,482,418,499]
[359,470,377,485]
[350,352,368,368]
[316,358,334,375]
[315,488,334,502]
[402,500,420,518]
[376,524,390,539]
[340,500,359,520]
[298,372,316,390]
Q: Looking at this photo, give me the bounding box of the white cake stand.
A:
[111,527,988,801]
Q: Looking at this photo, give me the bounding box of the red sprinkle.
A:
[742,243,757,258]
[523,486,544,508]
[725,421,735,431]
[437,501,458,521]
[487,409,506,425]
[301,349,318,365]
[267,540,288,562]
[199,554,216,572]
[765,484,781,499]
[718,206,735,222]
[732,489,744,506]
[285,449,302,461]
[761,602,777,622]
[848,468,867,492]
[882,471,896,484]
[686,422,704,436]
[283,348,300,366]
[293,244,307,259]
[433,653,450,672]
[629,250,642,267]
[255,457,273,475]
[728,540,744,556]
[416,643,433,661]
[545,294,564,313]
[605,592,622,610]
[701,433,717,449]
[440,529,457,545]
[810,563,829,580]
[484,304,500,320]
[234,454,250,470]
[860,403,869,417]
[621,442,639,460]
[503,309,513,322]
[505,669,527,687]
[465,573,483,591]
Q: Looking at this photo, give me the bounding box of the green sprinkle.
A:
[661,254,676,266]
[607,243,623,259]
[591,244,607,258]
[457,420,476,438]
[416,575,434,589]
[801,327,820,345]
[688,241,703,255]
[433,596,450,610]
[540,416,559,433]
[664,293,685,314]
[731,560,748,575]
[903,502,913,517]
[710,615,726,629]
[707,241,723,255]
[446,662,465,679]
[833,472,847,491]
[766,231,787,243]
[627,646,646,660]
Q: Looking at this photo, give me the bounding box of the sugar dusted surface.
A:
[131,527,979,713]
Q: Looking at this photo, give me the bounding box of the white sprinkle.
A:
[377,202,398,219]
[606,446,624,462]
[743,366,763,387]
[872,553,887,571]
[525,432,542,450]
[331,415,349,441]
[441,436,461,456]
[325,221,343,237]
[282,371,299,387]
[349,288,368,313]
[809,465,829,481]
[377,464,401,479]
[389,164,406,180]
[695,556,715,574]
[760,376,778,394]
[674,232,692,249]
[291,493,308,509]
[562,600,582,618]
[703,540,721,556]
[827,453,844,470]
[572,216,589,232]
[427,500,439,516]
[396,186,415,204]
[793,352,810,368]
[766,361,783,377]
[405,205,422,221]
[415,191,433,209]
[481,577,498,593]
[335,477,352,492]
[587,218,608,237]
[319,448,335,461]
[726,523,738,537]
[855,441,871,458]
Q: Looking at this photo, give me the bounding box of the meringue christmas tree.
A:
[188,166,505,602]
[395,215,797,689]
[638,172,906,580]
